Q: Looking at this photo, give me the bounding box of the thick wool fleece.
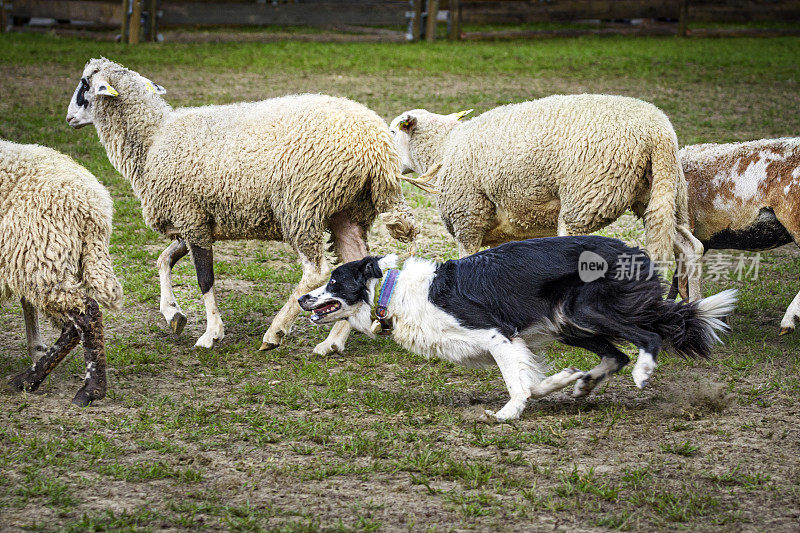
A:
[397,94,685,266]
[87,58,417,262]
[680,138,800,242]
[0,140,123,321]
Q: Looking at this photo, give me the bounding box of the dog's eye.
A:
[329,279,336,285]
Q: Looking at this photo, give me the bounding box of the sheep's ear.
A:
[95,81,119,97]
[144,79,167,95]
[451,109,473,121]
[397,114,417,134]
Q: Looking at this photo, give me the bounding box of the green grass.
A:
[1,32,800,531]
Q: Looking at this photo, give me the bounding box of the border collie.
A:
[299,236,736,421]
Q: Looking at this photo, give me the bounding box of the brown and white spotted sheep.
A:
[677,138,800,333]
[1,140,123,406]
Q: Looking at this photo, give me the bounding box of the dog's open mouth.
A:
[310,301,342,322]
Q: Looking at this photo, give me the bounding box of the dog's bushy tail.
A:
[656,289,738,358]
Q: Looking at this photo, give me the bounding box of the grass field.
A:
[1,34,799,532]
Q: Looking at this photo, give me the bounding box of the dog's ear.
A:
[378,254,398,271]
[358,257,383,280]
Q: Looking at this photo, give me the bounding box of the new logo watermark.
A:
[578,251,609,282]
[577,251,762,282]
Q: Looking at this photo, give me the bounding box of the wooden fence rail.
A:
[2,0,799,41]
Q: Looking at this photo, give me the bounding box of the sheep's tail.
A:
[378,194,419,243]
[643,130,681,274]
[81,234,123,312]
[370,135,421,243]
[400,163,441,194]
[657,289,738,359]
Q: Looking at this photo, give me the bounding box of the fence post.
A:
[425,0,438,42]
[411,0,422,42]
[0,1,6,33]
[147,0,157,42]
[678,0,689,37]
[448,0,460,40]
[129,0,141,44]
[120,0,129,42]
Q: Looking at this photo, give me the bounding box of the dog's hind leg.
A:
[621,330,662,389]
[487,338,582,421]
[559,337,630,398]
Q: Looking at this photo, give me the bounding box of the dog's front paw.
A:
[313,338,344,356]
[485,403,524,423]
[195,329,224,349]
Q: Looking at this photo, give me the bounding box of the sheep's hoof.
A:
[170,313,187,335]
[260,329,285,351]
[779,326,794,336]
[7,371,38,393]
[72,386,104,407]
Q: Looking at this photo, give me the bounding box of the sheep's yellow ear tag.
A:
[96,84,118,97]
[455,109,473,120]
[145,80,167,95]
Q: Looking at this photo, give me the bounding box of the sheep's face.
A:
[389,110,425,174]
[389,109,472,174]
[66,58,166,129]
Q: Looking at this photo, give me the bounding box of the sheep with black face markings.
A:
[1,139,122,406]
[390,94,704,299]
[66,57,420,355]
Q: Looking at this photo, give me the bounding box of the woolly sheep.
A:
[66,58,419,354]
[674,138,800,332]
[390,94,704,299]
[1,139,122,406]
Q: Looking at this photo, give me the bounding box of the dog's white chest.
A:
[387,260,497,368]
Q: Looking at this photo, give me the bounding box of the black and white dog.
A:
[299,236,736,421]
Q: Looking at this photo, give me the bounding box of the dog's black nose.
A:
[298,294,311,309]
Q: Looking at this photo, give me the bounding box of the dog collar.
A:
[370,269,399,336]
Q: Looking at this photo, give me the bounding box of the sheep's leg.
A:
[557,212,569,237]
[674,225,704,301]
[779,289,800,335]
[21,297,47,359]
[458,241,482,258]
[261,253,330,351]
[485,337,582,422]
[313,215,368,356]
[8,322,80,393]
[157,239,189,335]
[189,243,224,349]
[70,298,107,407]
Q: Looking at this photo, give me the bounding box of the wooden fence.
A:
[3,0,799,42]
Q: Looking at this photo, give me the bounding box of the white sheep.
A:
[390,94,704,299]
[676,138,800,332]
[1,139,123,406]
[66,58,420,354]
